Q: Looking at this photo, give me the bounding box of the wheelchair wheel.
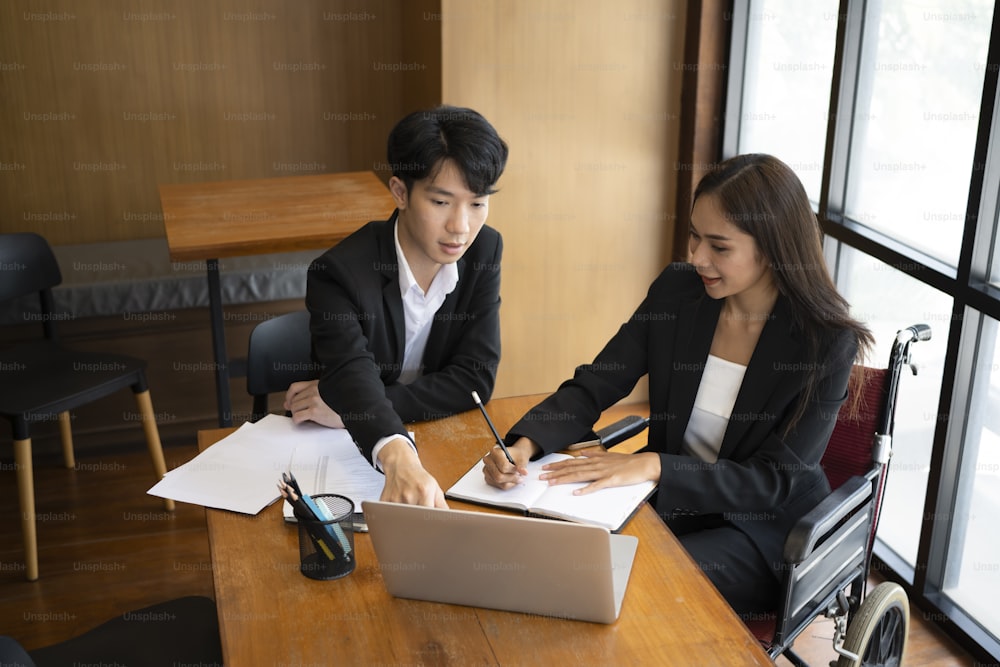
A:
[837,582,909,667]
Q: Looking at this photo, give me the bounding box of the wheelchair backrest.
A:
[820,366,889,491]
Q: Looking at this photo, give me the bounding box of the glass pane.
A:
[990,201,1000,286]
[833,244,950,571]
[845,0,994,267]
[739,0,839,203]
[941,314,1000,641]
[987,110,1000,285]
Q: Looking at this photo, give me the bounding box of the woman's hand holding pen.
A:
[482,437,537,489]
[539,449,661,495]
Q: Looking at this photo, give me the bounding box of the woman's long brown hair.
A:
[693,154,874,431]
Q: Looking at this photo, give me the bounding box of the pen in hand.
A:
[471,391,516,466]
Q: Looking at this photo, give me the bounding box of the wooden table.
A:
[160,171,394,427]
[199,396,773,666]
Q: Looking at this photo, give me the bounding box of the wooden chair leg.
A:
[59,411,75,469]
[134,389,175,512]
[14,437,39,581]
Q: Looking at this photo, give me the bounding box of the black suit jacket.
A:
[307,213,502,462]
[506,263,856,575]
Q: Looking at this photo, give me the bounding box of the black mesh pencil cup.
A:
[295,494,356,580]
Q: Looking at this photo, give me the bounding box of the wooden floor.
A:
[0,433,981,665]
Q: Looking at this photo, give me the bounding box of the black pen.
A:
[471,391,516,466]
[277,480,335,561]
[277,479,350,562]
[282,471,304,498]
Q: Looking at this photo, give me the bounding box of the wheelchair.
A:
[599,323,930,667]
[745,323,931,667]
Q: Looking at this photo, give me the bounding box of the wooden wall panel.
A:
[0,0,441,245]
[675,0,731,262]
[441,0,686,399]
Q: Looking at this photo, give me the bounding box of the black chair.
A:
[744,323,931,667]
[246,309,318,422]
[0,232,174,581]
[0,596,223,666]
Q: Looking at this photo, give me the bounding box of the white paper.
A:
[280,424,390,521]
[147,415,385,515]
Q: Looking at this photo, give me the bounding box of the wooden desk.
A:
[160,171,394,427]
[200,395,772,666]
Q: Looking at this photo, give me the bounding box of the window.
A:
[727,0,1000,660]
[843,1,991,268]
[937,313,1000,640]
[730,0,839,202]
[833,246,949,567]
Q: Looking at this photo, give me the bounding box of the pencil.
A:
[471,390,516,466]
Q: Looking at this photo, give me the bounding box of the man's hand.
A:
[283,380,345,428]
[482,437,537,490]
[377,438,448,508]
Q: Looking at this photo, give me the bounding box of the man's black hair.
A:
[386,105,508,196]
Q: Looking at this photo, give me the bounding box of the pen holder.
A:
[295,494,356,581]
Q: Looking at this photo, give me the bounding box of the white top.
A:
[371,221,459,468]
[681,354,747,463]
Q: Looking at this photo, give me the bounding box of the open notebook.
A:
[363,500,639,624]
[445,452,655,532]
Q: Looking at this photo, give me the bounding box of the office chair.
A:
[0,596,222,666]
[744,323,931,667]
[245,309,319,422]
[0,232,174,581]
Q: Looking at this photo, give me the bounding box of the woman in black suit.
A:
[483,154,873,617]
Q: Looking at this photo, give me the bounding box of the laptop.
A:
[362,500,639,624]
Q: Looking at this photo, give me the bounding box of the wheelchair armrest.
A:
[784,475,872,564]
[596,415,649,448]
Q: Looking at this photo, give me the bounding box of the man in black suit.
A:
[285,106,508,507]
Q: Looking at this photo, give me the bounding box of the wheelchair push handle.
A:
[878,322,931,445]
[896,323,932,345]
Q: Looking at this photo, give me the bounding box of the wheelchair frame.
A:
[764,323,930,667]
